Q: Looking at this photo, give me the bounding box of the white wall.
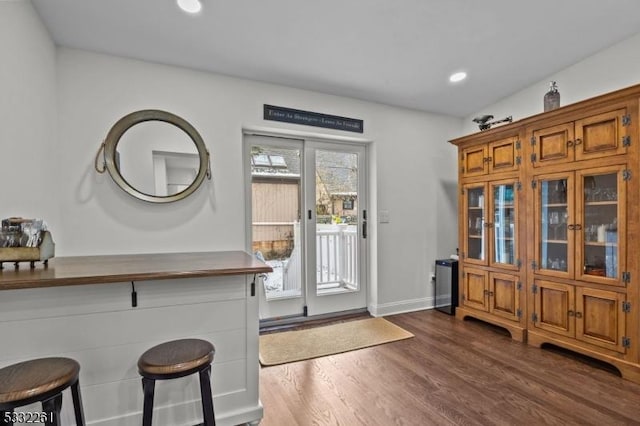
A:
[461,32,640,136]
[2,2,461,314]
[0,0,58,225]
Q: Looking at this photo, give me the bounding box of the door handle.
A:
[362,220,367,239]
[308,210,312,220]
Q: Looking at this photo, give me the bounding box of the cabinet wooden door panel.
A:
[490,272,520,321]
[575,165,627,287]
[533,172,575,280]
[533,280,575,337]
[488,179,519,270]
[574,109,627,161]
[462,268,488,311]
[576,287,626,353]
[462,183,488,265]
[488,137,519,173]
[462,145,488,177]
[532,123,574,167]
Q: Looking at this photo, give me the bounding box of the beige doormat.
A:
[259,317,414,366]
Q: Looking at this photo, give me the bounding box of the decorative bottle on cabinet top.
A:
[544,81,560,112]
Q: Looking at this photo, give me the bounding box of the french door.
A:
[244,134,367,320]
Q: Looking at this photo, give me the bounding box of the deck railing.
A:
[278,222,358,293]
[316,224,358,288]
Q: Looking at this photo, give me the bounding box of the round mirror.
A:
[101,110,210,203]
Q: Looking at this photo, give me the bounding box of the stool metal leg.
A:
[1,410,14,426]
[71,379,86,426]
[199,365,216,426]
[141,377,156,426]
[42,393,63,426]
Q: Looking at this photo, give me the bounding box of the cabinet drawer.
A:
[532,280,627,354]
[530,108,629,168]
[531,123,575,167]
[461,145,488,177]
[576,287,626,353]
[575,108,628,161]
[461,267,488,311]
[488,137,520,173]
[489,272,521,322]
[532,280,575,337]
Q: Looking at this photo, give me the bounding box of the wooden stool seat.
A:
[138,338,214,378]
[138,339,216,425]
[0,358,79,405]
[0,357,85,426]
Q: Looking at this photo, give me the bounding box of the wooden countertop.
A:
[0,251,272,291]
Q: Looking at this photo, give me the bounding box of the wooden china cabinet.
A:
[450,84,640,383]
[457,128,527,341]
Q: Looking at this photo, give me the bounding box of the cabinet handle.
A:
[489,291,494,297]
[568,310,575,317]
[574,138,583,146]
[574,224,582,230]
[483,289,489,295]
[568,224,575,230]
[567,140,574,147]
[575,312,583,319]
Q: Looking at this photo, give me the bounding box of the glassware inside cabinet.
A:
[583,173,618,279]
[540,178,568,272]
[467,186,485,261]
[493,183,516,265]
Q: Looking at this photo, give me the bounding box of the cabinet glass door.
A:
[577,167,626,285]
[464,184,486,264]
[490,181,517,267]
[535,174,574,278]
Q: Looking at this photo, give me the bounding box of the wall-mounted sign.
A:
[264,105,364,133]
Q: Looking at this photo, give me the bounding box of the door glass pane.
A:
[583,173,618,279]
[251,145,303,300]
[493,183,515,265]
[540,179,568,271]
[315,150,359,294]
[467,187,485,260]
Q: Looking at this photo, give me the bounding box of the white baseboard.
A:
[85,400,262,426]
[368,296,434,317]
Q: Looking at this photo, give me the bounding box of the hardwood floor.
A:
[259,309,640,425]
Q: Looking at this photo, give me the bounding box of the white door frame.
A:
[244,134,306,320]
[304,140,368,316]
[244,129,369,320]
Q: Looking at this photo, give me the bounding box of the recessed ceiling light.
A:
[177,0,202,14]
[449,72,467,83]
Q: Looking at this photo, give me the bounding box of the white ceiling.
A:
[32,0,640,117]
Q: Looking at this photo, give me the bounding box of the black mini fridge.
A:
[434,259,459,315]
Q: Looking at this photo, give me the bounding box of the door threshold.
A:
[259,308,369,333]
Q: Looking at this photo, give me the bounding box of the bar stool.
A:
[138,338,216,426]
[0,357,85,426]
